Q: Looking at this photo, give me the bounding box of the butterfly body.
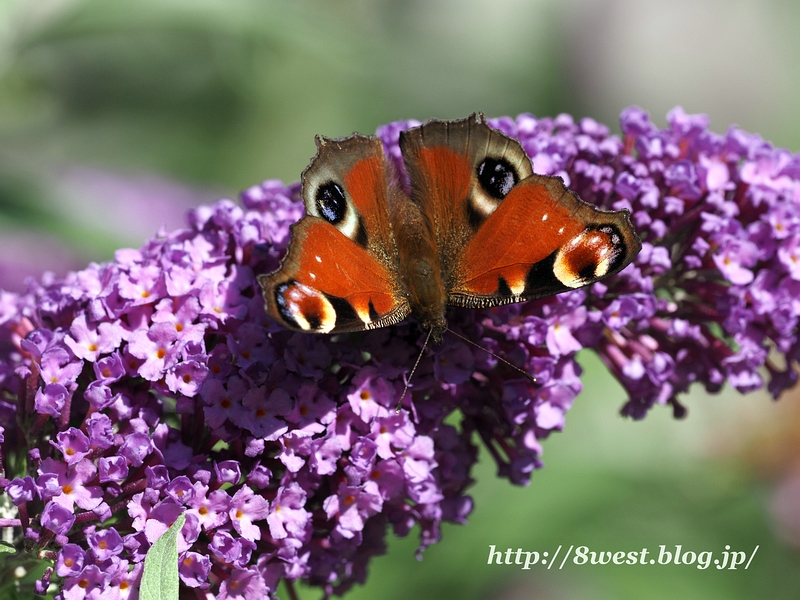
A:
[259,114,641,342]
[390,192,448,340]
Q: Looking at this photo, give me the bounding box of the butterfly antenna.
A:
[445,327,537,384]
[395,327,434,413]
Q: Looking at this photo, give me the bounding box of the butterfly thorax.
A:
[392,196,447,342]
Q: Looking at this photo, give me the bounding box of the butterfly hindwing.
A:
[259,135,410,333]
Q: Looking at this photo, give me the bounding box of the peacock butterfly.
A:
[258,113,641,346]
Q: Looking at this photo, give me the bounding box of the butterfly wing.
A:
[259,135,410,333]
[399,113,533,261]
[399,113,640,308]
[450,173,640,306]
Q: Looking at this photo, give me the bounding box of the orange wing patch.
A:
[415,147,472,201]
[457,179,583,295]
[260,218,408,333]
[344,156,386,218]
[407,147,473,228]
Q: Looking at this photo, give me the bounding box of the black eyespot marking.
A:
[305,311,322,331]
[590,224,626,270]
[274,282,300,329]
[578,263,597,280]
[477,157,518,200]
[316,182,347,224]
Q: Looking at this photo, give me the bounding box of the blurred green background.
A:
[1,0,800,598]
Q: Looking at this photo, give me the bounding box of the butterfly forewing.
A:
[302,135,397,261]
[260,134,412,333]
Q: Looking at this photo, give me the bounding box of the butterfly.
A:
[258,113,641,345]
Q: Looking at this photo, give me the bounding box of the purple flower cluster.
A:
[0,107,798,598]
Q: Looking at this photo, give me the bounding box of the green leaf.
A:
[139,513,185,600]
[0,541,16,554]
